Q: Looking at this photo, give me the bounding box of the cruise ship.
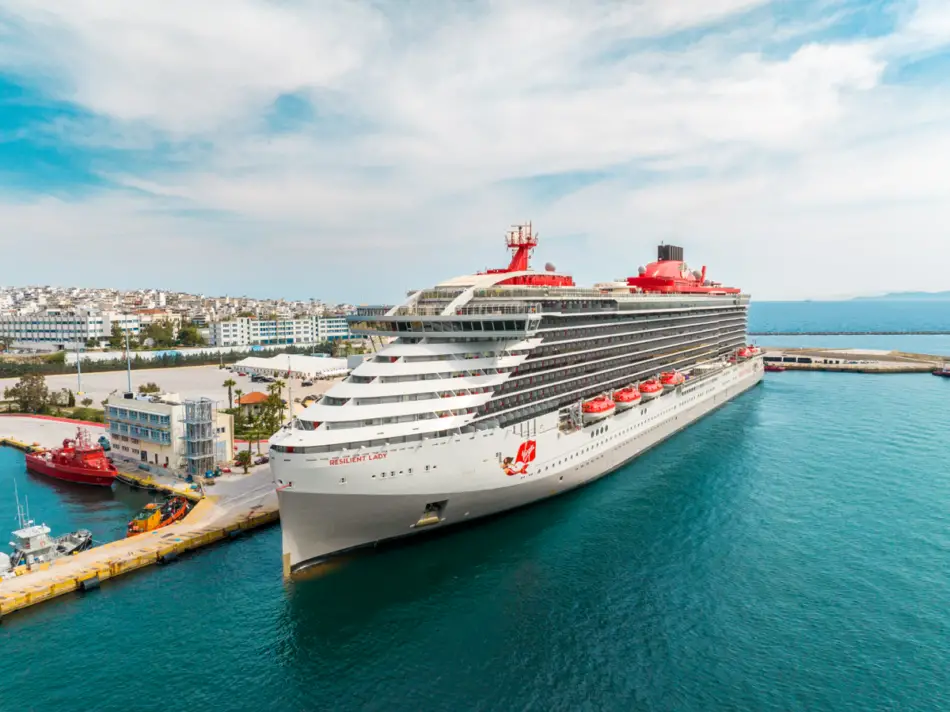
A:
[270,225,763,574]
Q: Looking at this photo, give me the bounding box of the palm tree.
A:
[223,378,237,409]
[235,449,252,474]
[232,389,245,432]
[269,380,290,424]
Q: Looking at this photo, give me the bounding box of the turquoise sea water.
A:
[2,312,950,711]
[0,448,152,544]
[749,300,949,333]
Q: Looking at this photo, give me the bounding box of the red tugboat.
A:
[25,428,118,487]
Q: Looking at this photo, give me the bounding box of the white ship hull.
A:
[274,358,763,574]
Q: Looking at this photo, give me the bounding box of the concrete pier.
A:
[763,347,945,373]
[0,417,277,619]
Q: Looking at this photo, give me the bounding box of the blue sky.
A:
[1,0,949,302]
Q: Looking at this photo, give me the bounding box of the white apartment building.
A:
[315,316,350,341]
[0,310,140,347]
[210,316,352,347]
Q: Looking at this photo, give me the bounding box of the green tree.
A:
[67,389,76,407]
[85,338,99,349]
[234,449,252,474]
[4,372,50,413]
[141,320,176,347]
[223,378,237,409]
[138,382,161,394]
[81,397,93,407]
[108,323,125,350]
[176,321,205,347]
[266,381,289,428]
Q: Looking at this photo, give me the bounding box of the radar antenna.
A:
[504,222,538,272]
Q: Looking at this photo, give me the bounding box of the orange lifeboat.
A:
[660,371,686,389]
[582,395,616,424]
[737,347,752,359]
[638,380,663,400]
[612,386,642,411]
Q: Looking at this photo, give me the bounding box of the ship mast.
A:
[504,222,538,272]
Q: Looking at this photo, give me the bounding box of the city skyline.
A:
[2,1,949,301]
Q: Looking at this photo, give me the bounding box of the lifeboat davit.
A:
[612,386,642,411]
[659,371,685,389]
[582,395,616,424]
[638,380,663,400]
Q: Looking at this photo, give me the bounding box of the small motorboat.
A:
[611,386,641,411]
[932,365,950,378]
[638,380,663,400]
[3,488,93,576]
[126,496,191,537]
[659,371,685,389]
[582,395,616,424]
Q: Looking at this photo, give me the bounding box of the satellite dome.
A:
[692,270,703,280]
[638,266,646,275]
[544,262,556,272]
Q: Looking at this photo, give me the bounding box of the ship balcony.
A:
[348,314,541,339]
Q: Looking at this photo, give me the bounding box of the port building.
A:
[104,392,234,476]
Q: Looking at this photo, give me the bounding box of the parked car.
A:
[301,380,314,387]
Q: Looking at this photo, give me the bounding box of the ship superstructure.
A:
[270,225,762,573]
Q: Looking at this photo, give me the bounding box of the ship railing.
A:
[472,286,747,302]
[454,303,539,316]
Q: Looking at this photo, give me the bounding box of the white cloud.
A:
[0,0,948,301]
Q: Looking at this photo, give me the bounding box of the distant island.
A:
[852,291,950,301]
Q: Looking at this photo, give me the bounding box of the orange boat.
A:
[638,380,663,400]
[582,395,615,424]
[126,496,191,537]
[612,386,642,411]
[660,371,686,389]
